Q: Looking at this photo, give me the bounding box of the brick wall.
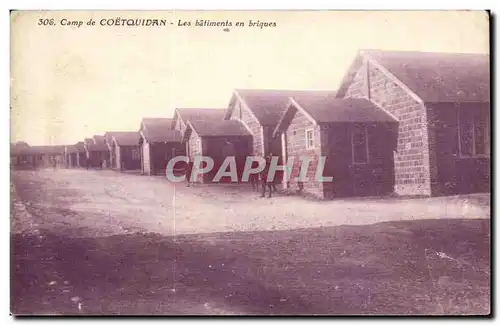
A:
[229,98,263,156]
[285,110,324,198]
[186,130,206,183]
[115,144,121,170]
[188,131,201,161]
[141,141,151,175]
[343,59,432,196]
[174,117,186,134]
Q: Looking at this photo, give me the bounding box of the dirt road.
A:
[11,169,490,315]
[10,169,489,237]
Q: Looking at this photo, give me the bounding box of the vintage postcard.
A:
[10,10,490,315]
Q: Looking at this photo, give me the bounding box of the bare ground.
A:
[10,169,491,315]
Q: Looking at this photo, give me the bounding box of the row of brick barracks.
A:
[11,50,490,199]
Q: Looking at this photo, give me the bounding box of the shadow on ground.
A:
[11,218,490,316]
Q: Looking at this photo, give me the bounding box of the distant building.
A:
[11,144,66,169]
[84,136,109,168]
[139,118,184,176]
[110,132,141,171]
[181,117,252,183]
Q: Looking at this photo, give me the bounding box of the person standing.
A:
[185,159,194,187]
[261,154,273,198]
[249,160,260,191]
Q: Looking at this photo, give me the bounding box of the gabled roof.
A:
[12,141,30,148]
[336,49,490,103]
[173,108,226,127]
[273,95,397,138]
[104,132,119,145]
[112,131,140,146]
[93,135,106,144]
[66,143,86,154]
[87,142,109,151]
[104,132,132,145]
[142,117,172,128]
[75,142,86,152]
[83,137,107,151]
[140,117,182,143]
[188,119,251,138]
[10,142,31,155]
[65,144,78,154]
[228,89,337,126]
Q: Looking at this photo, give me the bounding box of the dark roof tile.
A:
[93,135,106,144]
[112,131,140,146]
[235,89,337,126]
[87,143,109,151]
[189,119,251,137]
[292,95,397,123]
[176,108,226,123]
[141,118,182,143]
[338,50,489,103]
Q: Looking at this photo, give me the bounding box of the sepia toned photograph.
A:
[10,10,490,315]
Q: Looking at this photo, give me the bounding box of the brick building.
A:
[74,142,86,167]
[110,132,141,171]
[171,108,226,134]
[64,144,79,168]
[171,108,227,158]
[139,118,184,176]
[84,136,110,168]
[335,50,490,196]
[11,145,66,169]
[225,89,334,159]
[181,118,252,183]
[274,94,398,199]
[104,132,120,169]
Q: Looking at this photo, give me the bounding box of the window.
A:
[458,109,488,157]
[305,128,315,150]
[352,124,369,164]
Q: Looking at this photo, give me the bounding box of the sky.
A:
[10,10,489,145]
